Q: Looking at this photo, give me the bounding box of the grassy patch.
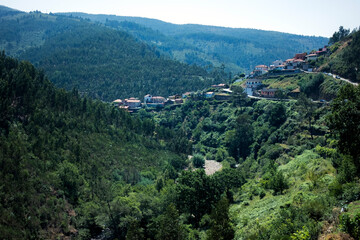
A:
[230,150,336,239]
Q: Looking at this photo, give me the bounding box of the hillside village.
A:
[243,45,330,97]
[112,83,233,112]
[111,45,332,110]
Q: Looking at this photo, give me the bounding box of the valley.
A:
[0,4,360,240]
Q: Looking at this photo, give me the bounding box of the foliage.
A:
[329,26,350,45]
[299,73,324,98]
[207,197,235,240]
[175,170,222,225]
[266,170,289,195]
[155,204,186,240]
[60,11,328,73]
[323,29,360,82]
[0,9,225,101]
[290,226,311,240]
[0,52,192,239]
[225,113,254,161]
[192,154,205,168]
[339,213,360,239]
[328,84,360,170]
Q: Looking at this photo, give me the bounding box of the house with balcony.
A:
[124,98,142,109]
[144,94,166,108]
[245,79,262,96]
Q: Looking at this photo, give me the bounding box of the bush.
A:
[193,154,205,168]
[259,189,266,199]
[340,213,360,239]
[267,170,289,195]
[337,157,357,184]
[206,152,214,160]
[215,148,228,162]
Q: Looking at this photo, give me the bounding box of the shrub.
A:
[193,154,205,168]
[337,157,357,184]
[267,170,289,195]
[215,148,228,162]
[340,213,360,239]
[206,152,214,160]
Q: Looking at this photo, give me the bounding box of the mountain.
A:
[0,6,225,101]
[58,12,329,73]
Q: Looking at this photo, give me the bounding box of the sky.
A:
[1,0,360,37]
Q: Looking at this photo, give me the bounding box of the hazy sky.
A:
[2,0,360,37]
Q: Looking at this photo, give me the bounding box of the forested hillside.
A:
[0,52,197,239]
[1,52,360,239]
[1,5,360,240]
[319,28,360,82]
[0,6,225,101]
[59,12,328,73]
[151,81,360,239]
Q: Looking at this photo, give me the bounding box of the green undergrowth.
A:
[262,73,344,100]
[231,149,336,239]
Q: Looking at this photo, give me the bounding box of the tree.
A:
[268,103,287,127]
[207,197,235,240]
[267,170,288,195]
[231,85,248,107]
[192,154,205,168]
[300,74,324,99]
[329,26,350,45]
[341,29,360,82]
[328,84,360,171]
[215,148,228,162]
[108,196,142,240]
[297,94,316,139]
[175,170,221,225]
[156,204,186,240]
[57,160,82,204]
[225,114,254,161]
[126,220,144,240]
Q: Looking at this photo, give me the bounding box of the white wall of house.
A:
[245,87,253,96]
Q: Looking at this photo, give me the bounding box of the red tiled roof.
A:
[255,65,268,68]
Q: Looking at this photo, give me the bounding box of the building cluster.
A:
[249,45,329,78]
[112,83,233,112]
[244,79,282,98]
[243,45,329,98]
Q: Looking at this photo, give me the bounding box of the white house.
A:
[246,79,262,88]
[245,79,262,96]
[272,60,284,67]
[306,54,318,61]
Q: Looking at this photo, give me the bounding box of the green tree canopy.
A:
[328,84,360,171]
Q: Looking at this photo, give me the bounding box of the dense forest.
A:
[0,52,193,239]
[58,12,328,73]
[1,51,360,239]
[0,6,226,101]
[151,81,360,239]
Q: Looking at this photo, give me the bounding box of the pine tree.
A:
[207,197,235,240]
[156,204,186,240]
